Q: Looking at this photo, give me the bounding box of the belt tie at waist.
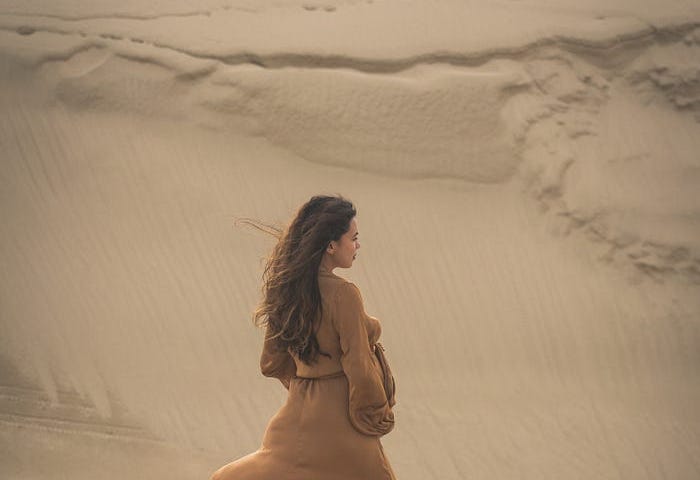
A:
[293,370,346,380]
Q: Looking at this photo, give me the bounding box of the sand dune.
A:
[1,2,699,479]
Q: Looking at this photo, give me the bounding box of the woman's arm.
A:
[260,325,297,389]
[333,282,394,436]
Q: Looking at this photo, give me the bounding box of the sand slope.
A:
[1,2,699,479]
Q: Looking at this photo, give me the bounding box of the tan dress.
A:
[211,266,397,480]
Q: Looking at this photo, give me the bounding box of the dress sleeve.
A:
[260,325,297,390]
[333,282,394,436]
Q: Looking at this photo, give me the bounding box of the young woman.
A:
[210,194,397,480]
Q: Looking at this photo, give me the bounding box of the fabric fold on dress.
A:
[333,282,395,436]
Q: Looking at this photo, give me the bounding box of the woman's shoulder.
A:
[333,280,365,310]
[320,269,350,285]
[319,272,360,299]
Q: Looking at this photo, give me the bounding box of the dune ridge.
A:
[1,12,699,71]
[3,11,697,284]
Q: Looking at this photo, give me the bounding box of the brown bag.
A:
[372,342,396,407]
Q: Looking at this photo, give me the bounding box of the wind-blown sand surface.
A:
[1,1,699,479]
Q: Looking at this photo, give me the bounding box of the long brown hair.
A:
[242,195,356,365]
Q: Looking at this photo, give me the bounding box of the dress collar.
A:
[318,265,334,276]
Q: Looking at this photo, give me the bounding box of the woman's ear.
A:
[326,241,335,254]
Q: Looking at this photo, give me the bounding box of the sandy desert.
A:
[1,1,699,479]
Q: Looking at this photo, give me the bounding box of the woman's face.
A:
[329,217,360,269]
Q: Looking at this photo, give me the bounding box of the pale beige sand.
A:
[1,2,699,479]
